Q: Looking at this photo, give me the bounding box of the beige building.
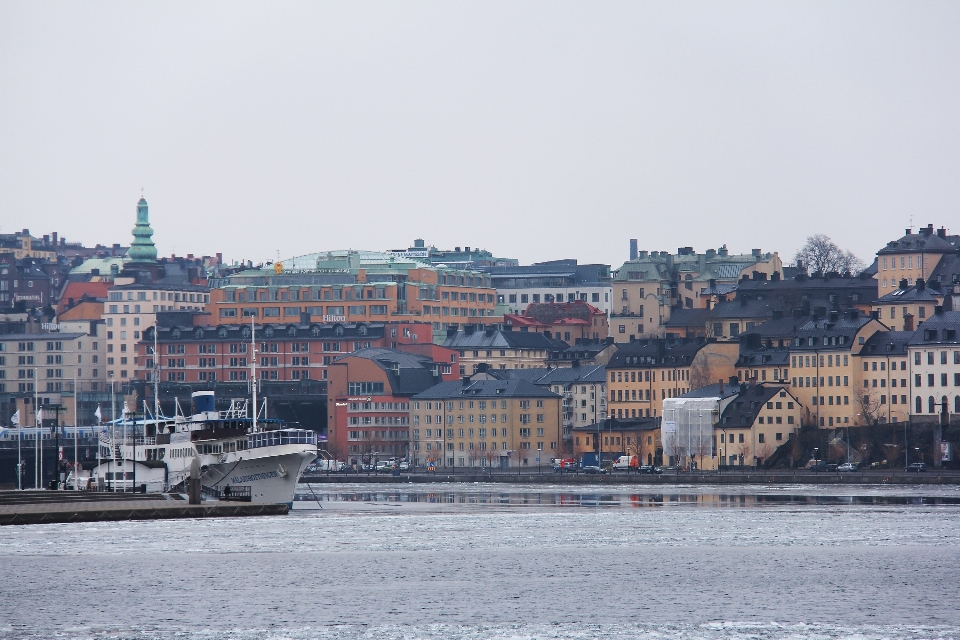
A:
[876,225,958,295]
[857,331,912,424]
[611,245,781,341]
[103,283,209,382]
[607,339,738,419]
[787,311,887,428]
[442,327,565,374]
[907,310,960,425]
[871,280,943,332]
[409,377,562,469]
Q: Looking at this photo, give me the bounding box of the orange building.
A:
[208,250,500,332]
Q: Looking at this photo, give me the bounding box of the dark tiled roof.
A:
[678,382,740,400]
[606,339,707,369]
[907,311,960,345]
[664,308,711,327]
[573,417,658,432]
[412,379,560,400]
[877,285,941,303]
[878,230,957,255]
[719,385,790,428]
[737,348,790,367]
[485,365,607,385]
[710,299,776,319]
[860,330,912,357]
[443,330,566,351]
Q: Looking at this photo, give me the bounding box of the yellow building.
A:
[572,417,661,466]
[443,327,565,375]
[611,246,781,340]
[876,225,958,295]
[606,339,738,419]
[856,331,912,424]
[871,280,943,332]
[787,310,887,428]
[410,377,562,469]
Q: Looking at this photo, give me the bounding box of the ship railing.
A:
[202,484,252,502]
[249,429,316,450]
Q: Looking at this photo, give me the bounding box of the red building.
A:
[503,300,609,342]
[138,321,435,383]
[327,346,459,466]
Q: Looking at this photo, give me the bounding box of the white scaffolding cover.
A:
[661,397,720,460]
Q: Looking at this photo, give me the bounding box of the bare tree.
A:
[857,391,884,426]
[793,234,866,276]
[883,442,904,468]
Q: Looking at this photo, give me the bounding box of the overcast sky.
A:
[1,2,958,269]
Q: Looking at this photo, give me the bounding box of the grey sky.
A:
[1,2,958,268]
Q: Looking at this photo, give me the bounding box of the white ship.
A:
[86,392,316,505]
[82,319,316,505]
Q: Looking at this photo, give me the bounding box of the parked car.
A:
[638,465,655,474]
[581,465,606,475]
[825,463,839,472]
[806,460,827,471]
[906,462,927,472]
[612,455,637,470]
[375,460,397,472]
[652,467,664,474]
[552,458,577,473]
[398,461,410,471]
[837,462,858,472]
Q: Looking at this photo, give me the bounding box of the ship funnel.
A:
[192,390,215,414]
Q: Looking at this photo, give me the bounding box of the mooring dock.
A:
[0,490,289,526]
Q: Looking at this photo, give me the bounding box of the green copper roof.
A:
[127,197,157,263]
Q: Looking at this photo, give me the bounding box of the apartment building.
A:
[871,280,943,332]
[503,301,609,342]
[327,347,459,466]
[611,244,782,340]
[208,250,498,330]
[876,224,959,295]
[858,331,912,424]
[103,283,209,382]
[787,311,886,428]
[482,260,613,317]
[140,321,436,385]
[572,417,660,465]
[476,364,607,451]
[409,378,562,469]
[443,326,567,374]
[907,309,960,425]
[606,339,739,419]
[0,331,106,427]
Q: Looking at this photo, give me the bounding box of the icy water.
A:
[2,483,960,640]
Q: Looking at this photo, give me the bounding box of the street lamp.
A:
[813,447,820,473]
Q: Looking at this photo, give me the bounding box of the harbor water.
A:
[1,482,959,640]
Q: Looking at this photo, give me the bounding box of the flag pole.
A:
[34,368,39,489]
[74,370,79,490]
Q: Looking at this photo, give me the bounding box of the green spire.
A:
[128,197,157,263]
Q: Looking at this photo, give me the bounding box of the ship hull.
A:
[201,450,314,505]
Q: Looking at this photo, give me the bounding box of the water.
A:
[1,483,959,640]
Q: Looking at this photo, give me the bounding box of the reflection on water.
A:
[296,482,960,508]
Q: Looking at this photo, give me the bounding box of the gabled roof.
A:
[719,385,792,428]
[710,299,776,319]
[907,311,960,345]
[412,379,560,400]
[573,417,659,432]
[606,338,708,368]
[336,347,443,396]
[876,285,941,303]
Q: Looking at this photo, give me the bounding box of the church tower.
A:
[127,197,158,264]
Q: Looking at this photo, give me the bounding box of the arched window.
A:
[929,396,936,414]
[916,396,923,413]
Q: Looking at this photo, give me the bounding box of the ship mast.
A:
[250,316,258,432]
[153,326,160,425]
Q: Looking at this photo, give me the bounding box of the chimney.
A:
[848,309,859,320]
[922,224,934,236]
[51,232,57,246]
[708,278,716,290]
[905,228,912,235]
[637,250,648,259]
[771,271,781,281]
[630,239,638,261]
[904,313,915,332]
[216,252,223,265]
[719,379,724,393]
[705,248,716,259]
[829,310,839,323]
[917,278,925,291]
[752,249,762,257]
[938,227,947,239]
[900,279,909,289]
[446,327,458,338]
[935,305,944,315]
[870,310,880,320]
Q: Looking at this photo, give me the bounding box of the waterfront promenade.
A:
[303,468,960,485]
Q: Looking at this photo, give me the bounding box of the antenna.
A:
[140,187,144,198]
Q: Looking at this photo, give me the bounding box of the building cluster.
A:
[2,198,960,469]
